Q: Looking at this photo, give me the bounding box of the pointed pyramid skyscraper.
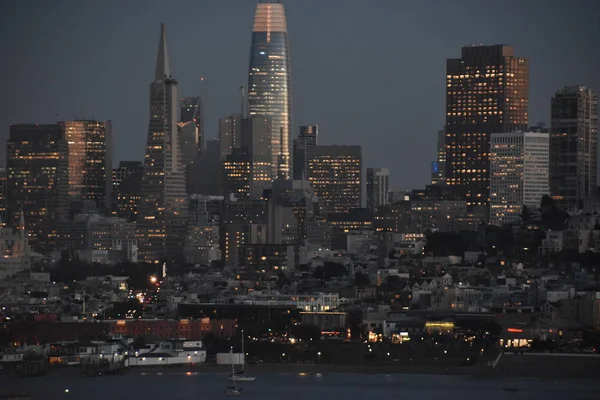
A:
[155,23,171,81]
[136,24,188,263]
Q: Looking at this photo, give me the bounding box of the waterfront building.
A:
[308,145,362,213]
[550,86,598,211]
[248,0,292,179]
[7,123,68,252]
[490,131,550,226]
[445,45,529,207]
[136,24,188,263]
[366,168,390,212]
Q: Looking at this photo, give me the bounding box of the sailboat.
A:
[224,348,244,395]
[229,330,256,382]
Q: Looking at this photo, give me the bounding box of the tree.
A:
[313,262,347,279]
[354,273,370,287]
[290,324,321,342]
[520,205,535,222]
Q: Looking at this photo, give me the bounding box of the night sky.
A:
[1,0,598,190]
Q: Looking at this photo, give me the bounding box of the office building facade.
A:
[248,0,292,179]
[293,125,318,180]
[308,145,362,213]
[550,86,598,210]
[445,45,529,207]
[366,167,390,212]
[490,132,549,226]
[64,120,112,213]
[7,124,69,252]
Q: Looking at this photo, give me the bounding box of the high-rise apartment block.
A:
[308,145,362,213]
[445,45,529,207]
[490,132,549,226]
[366,168,389,212]
[136,24,188,263]
[64,120,112,213]
[248,0,292,179]
[7,124,69,252]
[550,86,598,210]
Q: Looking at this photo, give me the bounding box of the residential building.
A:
[490,132,549,226]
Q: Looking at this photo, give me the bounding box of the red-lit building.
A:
[108,318,236,340]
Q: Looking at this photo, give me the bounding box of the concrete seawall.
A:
[497,353,600,379]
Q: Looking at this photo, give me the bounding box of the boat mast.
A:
[241,329,245,374]
[230,347,236,389]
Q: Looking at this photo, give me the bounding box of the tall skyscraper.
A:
[188,139,222,196]
[293,125,318,180]
[136,24,188,263]
[366,168,390,212]
[308,145,362,213]
[7,124,69,252]
[490,132,549,226]
[180,96,203,153]
[431,128,446,185]
[219,114,244,159]
[64,120,112,213]
[445,45,529,207]
[550,86,599,210]
[220,114,272,200]
[112,161,143,222]
[248,0,293,180]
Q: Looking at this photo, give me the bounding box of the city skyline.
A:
[1,0,599,190]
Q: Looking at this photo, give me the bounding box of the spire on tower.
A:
[155,23,172,80]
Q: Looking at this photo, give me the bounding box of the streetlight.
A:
[317,351,321,363]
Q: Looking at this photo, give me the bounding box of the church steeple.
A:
[155,23,171,81]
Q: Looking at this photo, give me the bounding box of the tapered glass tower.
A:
[248,0,292,180]
[137,24,188,263]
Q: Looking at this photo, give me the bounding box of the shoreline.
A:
[44,360,600,380]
